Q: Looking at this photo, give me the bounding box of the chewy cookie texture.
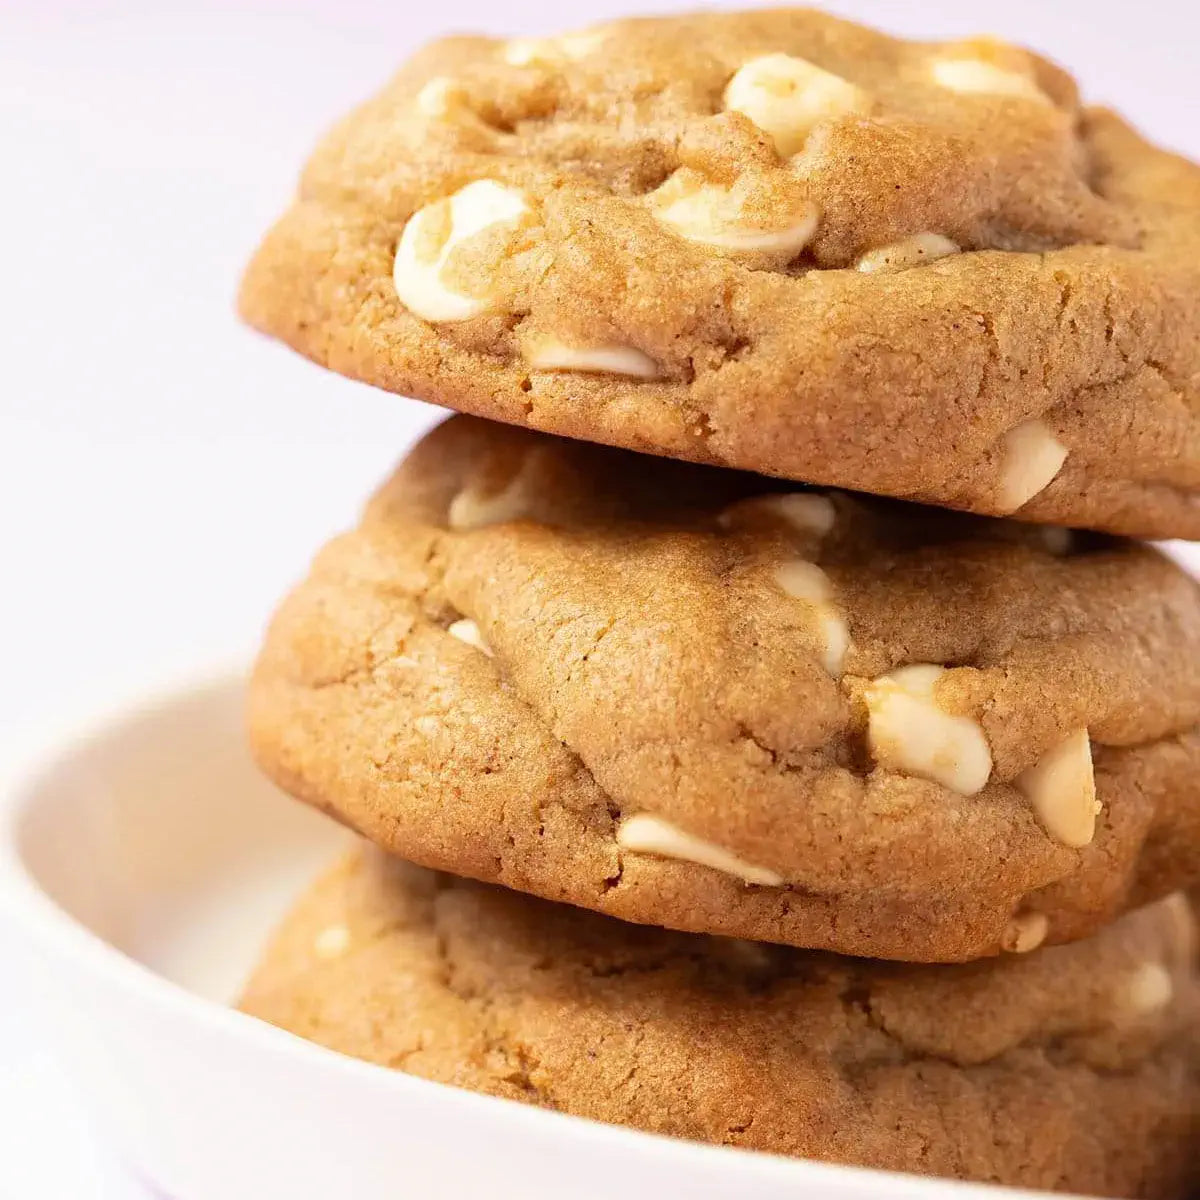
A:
[240,851,1200,1199]
[249,417,1200,963]
[240,9,1200,538]
[236,8,1200,1188]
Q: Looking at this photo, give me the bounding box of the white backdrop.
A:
[2,2,1197,1194]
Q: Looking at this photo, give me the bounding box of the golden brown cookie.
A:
[239,9,1200,539]
[240,850,1200,1198]
[249,416,1200,962]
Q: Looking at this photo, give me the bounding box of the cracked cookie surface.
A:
[249,417,1200,961]
[240,8,1200,538]
[239,850,1200,1197]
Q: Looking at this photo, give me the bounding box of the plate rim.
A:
[0,660,1078,1200]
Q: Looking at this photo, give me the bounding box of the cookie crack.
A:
[834,971,1190,1082]
[424,891,559,1107]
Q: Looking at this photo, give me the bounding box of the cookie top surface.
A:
[249,416,1200,962]
[240,8,1200,538]
[240,851,1200,1197]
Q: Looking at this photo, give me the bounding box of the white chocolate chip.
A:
[447,451,543,531]
[931,58,1049,103]
[774,559,850,678]
[1119,962,1174,1015]
[313,925,351,960]
[725,53,873,157]
[996,418,1069,512]
[772,494,837,536]
[503,28,608,67]
[502,38,546,67]
[413,715,442,738]
[524,335,660,379]
[415,78,498,138]
[393,180,530,322]
[1016,729,1099,849]
[1001,910,1049,954]
[719,493,837,538]
[647,171,819,255]
[502,38,541,66]
[416,77,467,118]
[447,618,493,656]
[855,233,960,274]
[616,814,784,887]
[864,664,992,795]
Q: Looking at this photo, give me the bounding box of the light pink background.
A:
[1,3,1197,1196]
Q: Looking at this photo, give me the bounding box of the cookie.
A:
[240,850,1200,1198]
[239,9,1200,539]
[249,416,1200,962]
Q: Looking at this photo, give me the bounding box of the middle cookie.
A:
[250,416,1200,962]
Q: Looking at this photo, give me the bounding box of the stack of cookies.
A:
[235,10,1200,1195]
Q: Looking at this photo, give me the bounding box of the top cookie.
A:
[240,8,1200,539]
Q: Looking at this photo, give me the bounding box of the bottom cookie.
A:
[240,850,1200,1197]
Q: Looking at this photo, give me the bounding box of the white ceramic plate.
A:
[0,670,1078,1200]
